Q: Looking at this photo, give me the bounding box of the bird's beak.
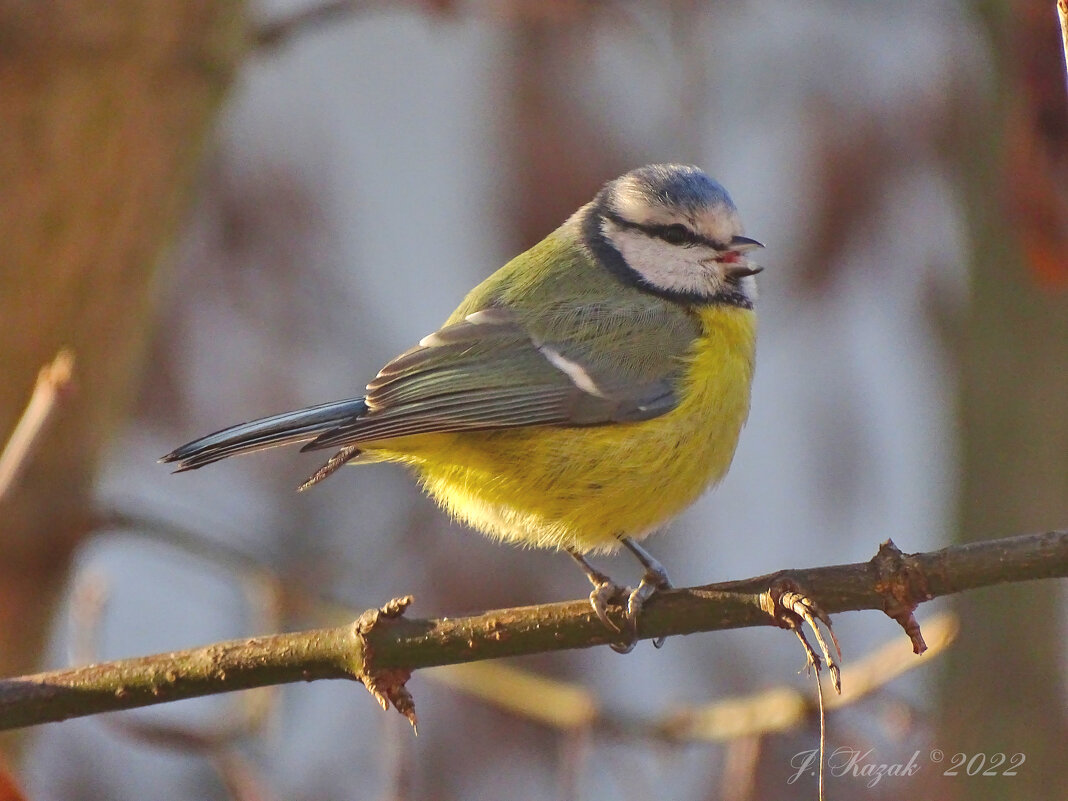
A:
[729,235,764,253]
[719,236,764,278]
[723,263,763,279]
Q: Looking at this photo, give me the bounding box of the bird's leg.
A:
[565,548,634,650]
[619,537,674,649]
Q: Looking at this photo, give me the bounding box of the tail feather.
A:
[161,398,368,471]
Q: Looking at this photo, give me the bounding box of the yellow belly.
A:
[367,305,756,553]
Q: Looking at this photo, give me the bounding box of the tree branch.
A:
[1,530,1065,731]
[427,611,959,740]
[0,350,75,503]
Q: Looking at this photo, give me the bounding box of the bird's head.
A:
[582,164,763,307]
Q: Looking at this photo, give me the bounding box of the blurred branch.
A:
[252,0,616,50]
[1059,1,1068,87]
[427,611,956,740]
[95,513,945,738]
[0,530,1064,731]
[942,9,1068,796]
[0,350,75,503]
[0,0,248,682]
[255,1,381,49]
[433,615,961,739]
[663,612,957,742]
[66,563,282,801]
[428,660,597,730]
[0,754,28,801]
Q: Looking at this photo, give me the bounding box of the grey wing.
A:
[302,307,688,450]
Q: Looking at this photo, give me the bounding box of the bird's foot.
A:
[764,578,842,693]
[620,537,673,649]
[567,548,638,653]
[588,578,629,632]
[568,542,675,654]
[624,559,674,650]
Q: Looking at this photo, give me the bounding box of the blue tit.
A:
[163,164,763,652]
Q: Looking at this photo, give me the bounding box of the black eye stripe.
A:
[584,201,754,308]
[603,210,723,249]
[657,224,694,245]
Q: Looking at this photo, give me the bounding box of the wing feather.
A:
[301,302,698,450]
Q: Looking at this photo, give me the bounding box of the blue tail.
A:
[161,398,368,471]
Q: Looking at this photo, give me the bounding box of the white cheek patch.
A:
[738,274,758,302]
[603,223,722,296]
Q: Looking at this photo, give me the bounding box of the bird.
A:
[162,164,762,653]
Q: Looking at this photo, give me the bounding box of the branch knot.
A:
[871,539,931,654]
[354,595,418,730]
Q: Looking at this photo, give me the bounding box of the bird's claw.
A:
[627,562,673,649]
[604,564,675,654]
[765,579,842,693]
[568,543,673,653]
[610,617,639,654]
[588,580,628,633]
[586,580,641,654]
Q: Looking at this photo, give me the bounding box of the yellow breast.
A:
[372,305,756,553]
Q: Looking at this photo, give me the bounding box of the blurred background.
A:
[1,1,1066,799]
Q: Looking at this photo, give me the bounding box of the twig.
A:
[0,349,75,502]
[212,748,278,801]
[719,735,759,801]
[557,726,592,801]
[428,661,597,730]
[1058,1,1068,89]
[0,531,1063,731]
[86,513,961,740]
[814,658,826,801]
[64,566,283,801]
[657,612,958,742]
[255,1,382,50]
[429,612,954,740]
[67,566,280,743]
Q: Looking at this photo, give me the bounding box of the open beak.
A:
[723,263,763,279]
[729,235,764,253]
[720,236,764,278]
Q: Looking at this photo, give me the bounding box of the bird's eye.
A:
[658,224,693,246]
